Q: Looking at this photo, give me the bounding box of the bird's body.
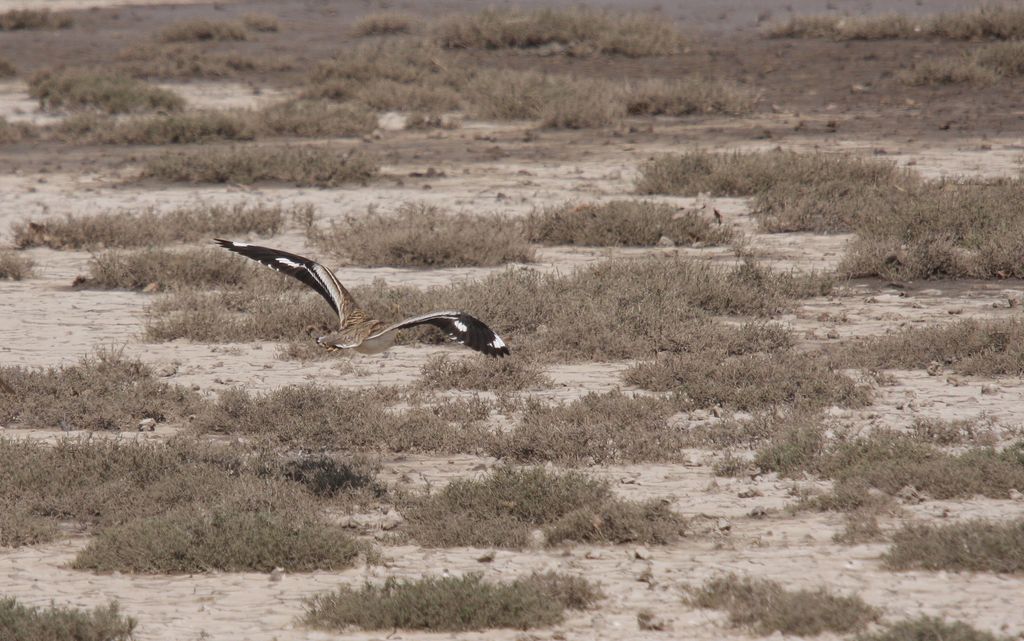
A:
[214,239,509,357]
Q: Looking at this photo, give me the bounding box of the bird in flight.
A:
[214,239,510,357]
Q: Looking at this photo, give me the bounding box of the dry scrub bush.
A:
[433,8,683,56]
[0,351,203,431]
[418,354,550,391]
[834,319,1024,376]
[495,391,681,464]
[83,248,259,290]
[626,350,871,411]
[0,8,72,30]
[258,100,377,137]
[625,77,755,116]
[883,519,1024,573]
[305,572,600,632]
[117,44,295,79]
[13,202,289,250]
[688,574,879,636]
[756,426,1024,502]
[158,20,247,42]
[637,149,916,233]
[898,58,999,86]
[352,12,415,36]
[192,384,493,453]
[313,203,533,267]
[526,200,732,247]
[973,42,1024,77]
[402,466,683,547]
[73,500,362,573]
[768,6,1024,40]
[0,250,33,280]
[859,617,1012,641]
[243,14,280,32]
[841,179,1024,279]
[0,599,134,641]
[0,437,375,556]
[141,145,378,187]
[29,68,185,114]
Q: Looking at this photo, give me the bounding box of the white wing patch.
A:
[453,320,468,332]
[311,263,343,318]
[490,335,506,349]
[276,257,303,268]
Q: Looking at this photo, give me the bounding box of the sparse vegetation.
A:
[117,44,295,79]
[352,12,414,36]
[0,599,134,641]
[82,248,258,291]
[768,6,1024,40]
[0,8,72,31]
[688,574,879,636]
[243,13,280,32]
[192,384,492,453]
[858,616,1012,641]
[0,58,15,78]
[756,426,1024,502]
[834,319,1024,376]
[0,350,203,431]
[159,20,248,43]
[304,572,601,631]
[258,100,378,137]
[141,145,378,187]
[625,77,755,116]
[402,466,683,547]
[525,200,732,247]
[883,519,1024,573]
[13,202,290,250]
[433,8,684,56]
[74,500,363,573]
[0,250,33,280]
[626,350,871,411]
[419,354,549,392]
[898,58,999,86]
[637,149,917,233]
[0,436,376,562]
[312,203,533,267]
[29,68,185,114]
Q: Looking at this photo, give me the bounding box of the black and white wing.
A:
[371,311,510,357]
[213,239,360,326]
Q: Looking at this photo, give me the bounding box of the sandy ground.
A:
[3,0,1024,639]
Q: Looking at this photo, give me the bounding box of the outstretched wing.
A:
[371,310,510,357]
[213,239,360,326]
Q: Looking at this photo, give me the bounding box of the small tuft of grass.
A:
[0,250,33,280]
[73,501,363,574]
[13,202,290,250]
[192,384,492,454]
[419,354,550,391]
[883,519,1024,573]
[688,574,880,636]
[258,100,377,137]
[0,8,72,31]
[158,20,248,43]
[141,145,378,187]
[243,13,280,32]
[858,616,1012,641]
[0,599,134,641]
[0,350,203,431]
[0,58,15,78]
[312,203,533,267]
[625,77,754,116]
[626,350,871,412]
[433,8,684,57]
[898,58,998,86]
[304,572,601,631]
[402,466,683,547]
[29,68,184,114]
[465,69,626,127]
[352,12,415,36]
[526,200,732,247]
[55,110,257,145]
